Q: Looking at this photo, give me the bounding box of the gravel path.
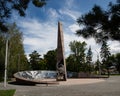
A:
[0,76,120,96]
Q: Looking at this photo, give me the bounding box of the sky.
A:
[11,0,120,61]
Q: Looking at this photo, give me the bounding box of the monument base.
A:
[56,74,67,81]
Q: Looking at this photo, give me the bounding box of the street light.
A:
[4,39,8,87]
[3,32,12,87]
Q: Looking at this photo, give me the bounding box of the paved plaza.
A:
[0,76,120,96]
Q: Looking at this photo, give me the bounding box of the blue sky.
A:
[12,0,120,61]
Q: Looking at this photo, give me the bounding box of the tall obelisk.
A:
[56,21,67,81]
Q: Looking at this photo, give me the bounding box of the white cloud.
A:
[14,0,119,62]
[17,17,120,62]
[18,18,57,57]
[108,40,120,54]
[59,9,81,20]
[58,0,81,21]
[69,23,80,33]
[65,0,74,8]
[47,8,60,19]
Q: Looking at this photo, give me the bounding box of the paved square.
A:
[0,76,120,96]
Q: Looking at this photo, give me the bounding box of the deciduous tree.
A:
[0,23,28,78]
[44,49,57,70]
[69,40,87,72]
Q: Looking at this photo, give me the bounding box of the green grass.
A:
[0,90,16,96]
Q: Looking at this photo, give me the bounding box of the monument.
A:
[56,21,67,81]
[13,21,67,85]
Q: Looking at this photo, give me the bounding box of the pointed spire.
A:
[56,21,67,81]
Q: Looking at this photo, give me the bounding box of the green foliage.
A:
[29,50,41,70]
[29,49,57,71]
[0,23,29,78]
[0,90,15,96]
[69,41,87,56]
[38,58,47,70]
[86,46,93,73]
[94,56,101,74]
[0,33,6,80]
[86,46,93,64]
[100,41,111,63]
[115,53,120,73]
[0,0,46,32]
[7,23,29,77]
[33,0,46,7]
[44,49,57,70]
[108,53,120,74]
[68,40,87,72]
[66,55,76,72]
[0,36,5,72]
[100,41,111,76]
[76,1,120,42]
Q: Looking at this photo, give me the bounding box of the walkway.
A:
[0,76,120,96]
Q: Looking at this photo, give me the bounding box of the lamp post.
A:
[4,39,8,87]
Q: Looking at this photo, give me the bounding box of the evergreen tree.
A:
[95,55,101,75]
[100,41,111,62]
[115,53,120,74]
[86,46,92,64]
[29,50,41,70]
[100,40,111,77]
[106,53,120,74]
[86,46,93,73]
[76,1,120,42]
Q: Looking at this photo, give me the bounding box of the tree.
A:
[66,54,76,72]
[106,53,120,74]
[38,58,46,70]
[100,40,111,77]
[86,46,93,64]
[8,23,29,77]
[0,23,28,78]
[69,40,87,72]
[44,49,57,70]
[0,36,5,81]
[0,36,5,70]
[95,56,101,75]
[0,0,46,32]
[100,41,111,62]
[76,1,120,42]
[115,53,120,73]
[29,50,41,70]
[86,46,93,73]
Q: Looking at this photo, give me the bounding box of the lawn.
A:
[0,89,16,96]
